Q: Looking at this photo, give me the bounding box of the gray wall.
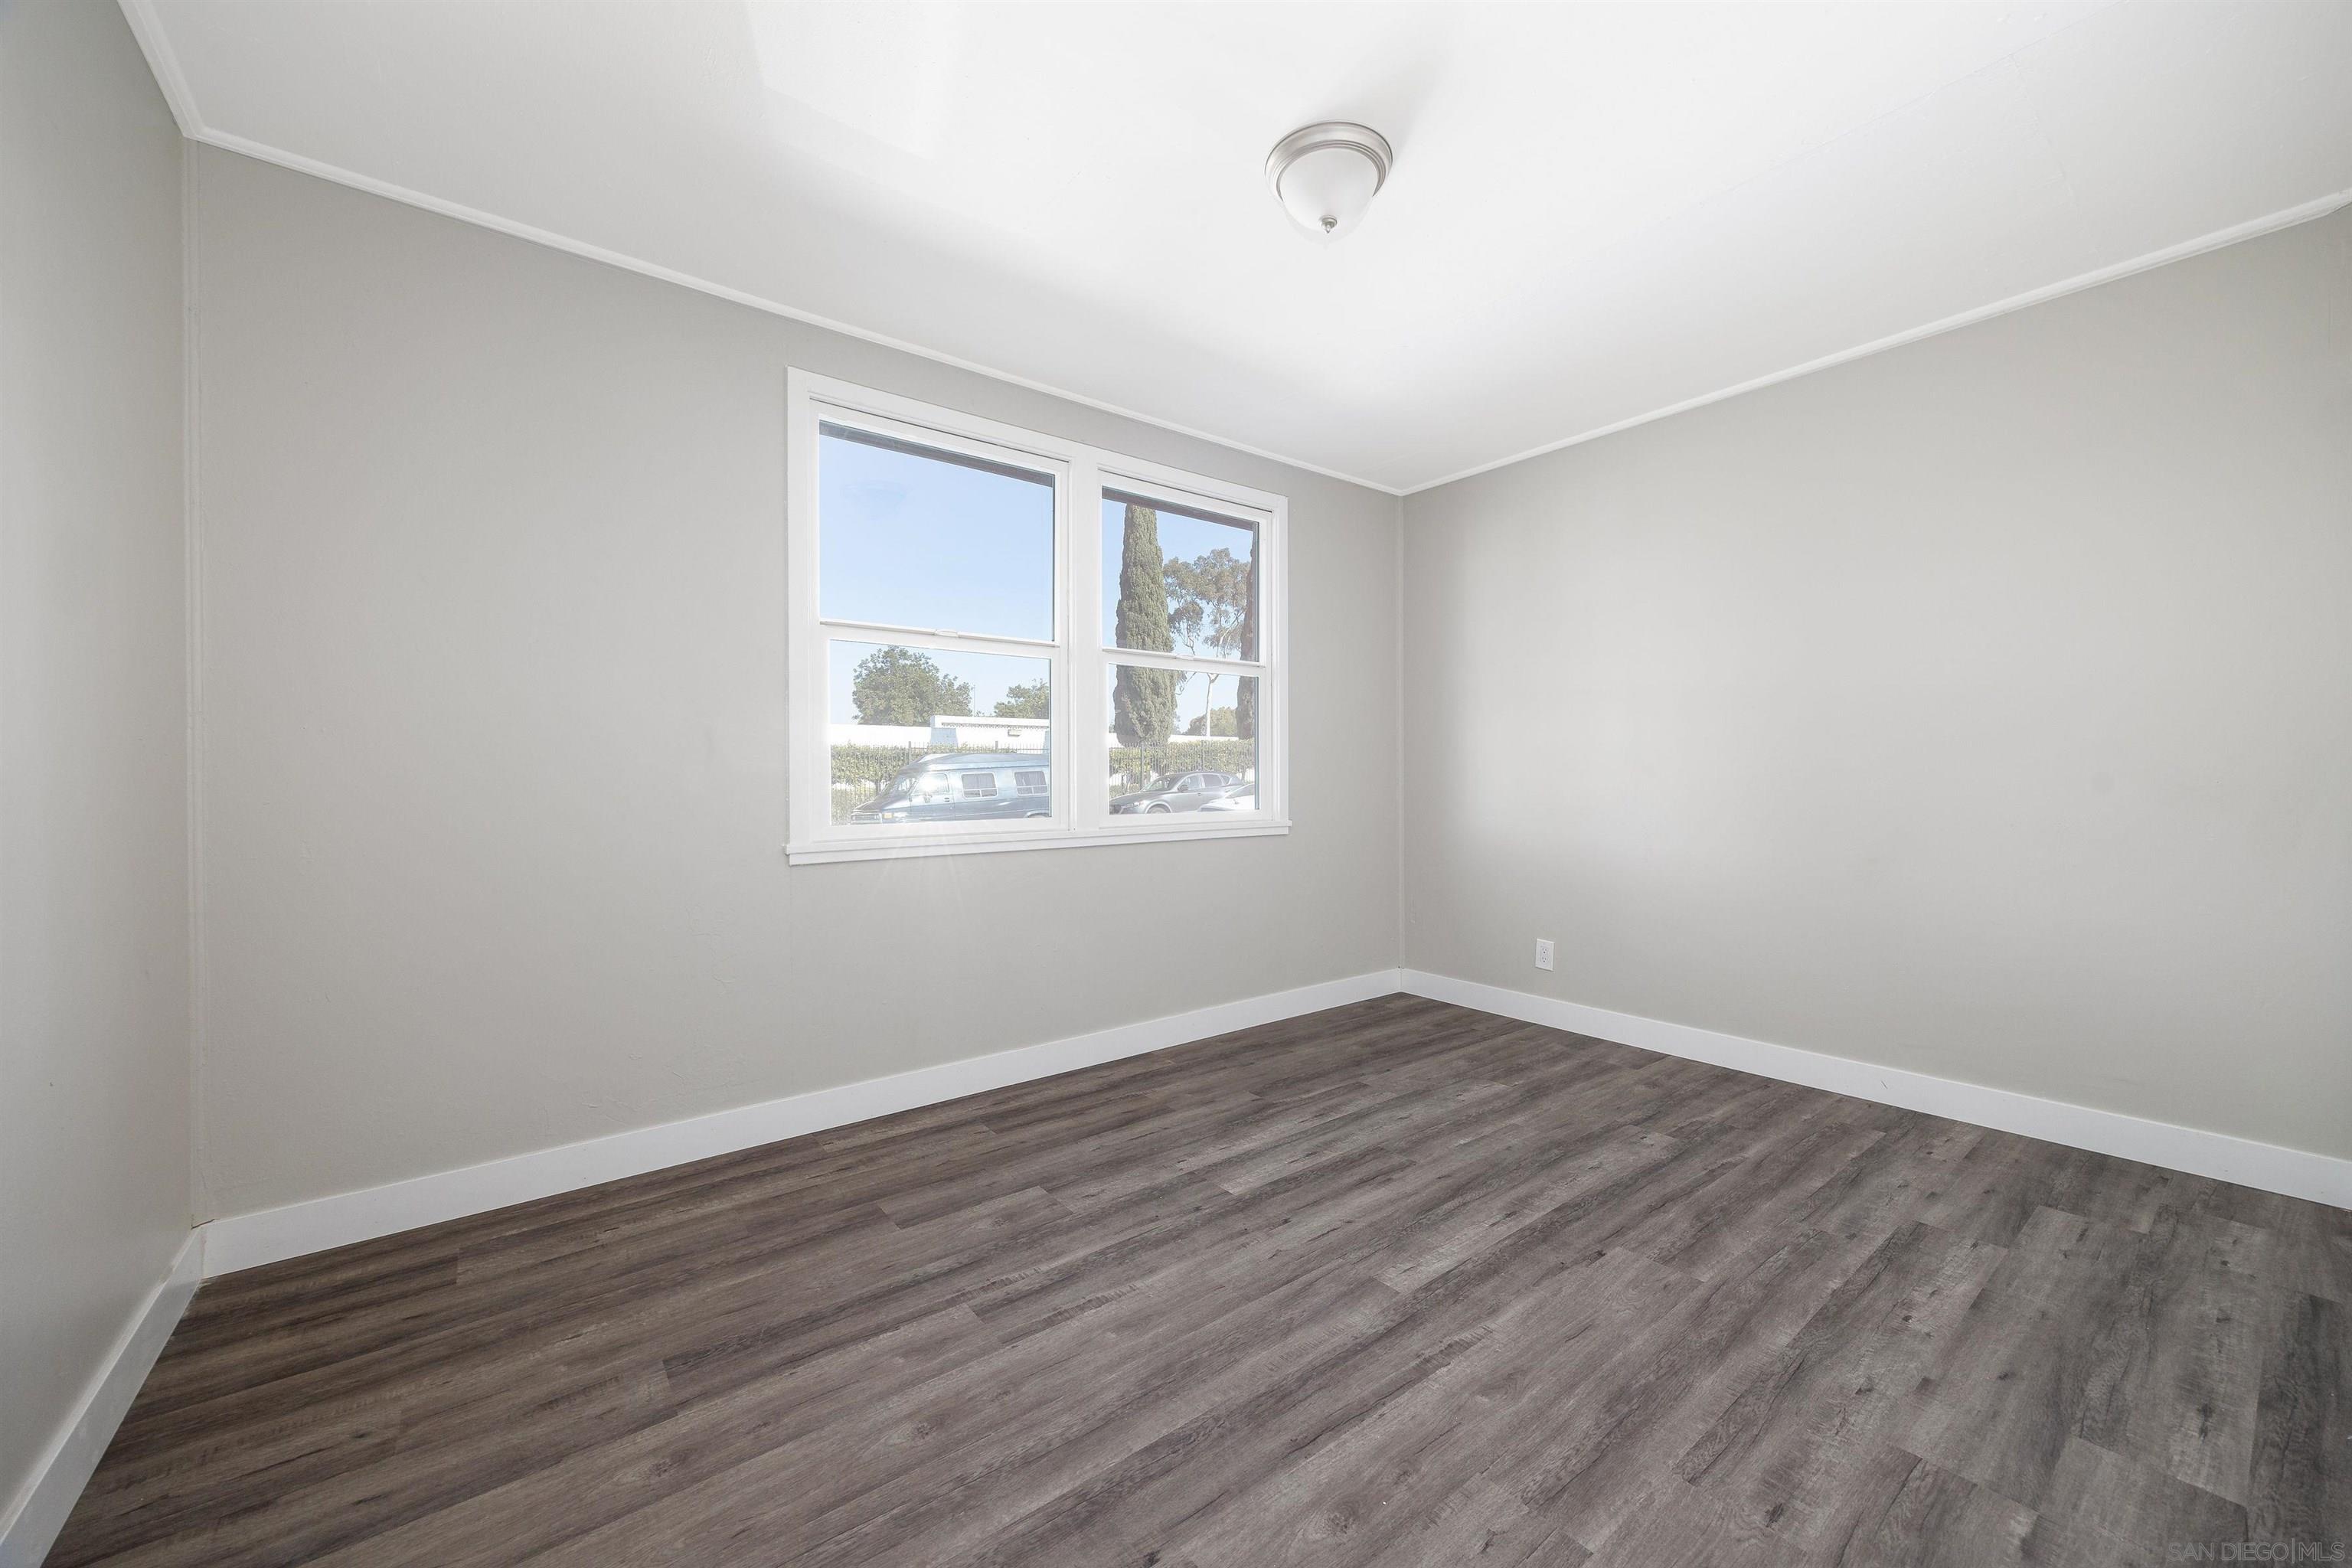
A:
[0,0,191,1530]
[1403,208,2351,1161]
[186,146,1402,1220]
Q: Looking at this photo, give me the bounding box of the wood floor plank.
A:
[2246,1292,2349,1547]
[47,998,2352,1568]
[2025,1436,2249,1565]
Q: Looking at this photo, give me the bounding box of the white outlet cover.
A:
[1535,939,1555,971]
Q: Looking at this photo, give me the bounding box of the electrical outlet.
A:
[1534,938,1555,972]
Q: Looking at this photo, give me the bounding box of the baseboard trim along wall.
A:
[1399,969,2352,1211]
[0,1231,201,1568]
[198,969,1409,1277]
[198,963,2347,1282]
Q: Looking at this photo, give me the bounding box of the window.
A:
[788,371,1287,863]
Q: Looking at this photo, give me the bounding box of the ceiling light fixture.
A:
[1265,122,1393,242]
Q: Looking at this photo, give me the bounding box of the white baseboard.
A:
[194,962,2345,1281]
[199,969,1407,1277]
[1400,969,2351,1212]
[0,1230,202,1568]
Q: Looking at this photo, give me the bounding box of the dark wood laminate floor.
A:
[51,995,2350,1567]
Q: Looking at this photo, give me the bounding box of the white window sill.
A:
[786,819,1292,866]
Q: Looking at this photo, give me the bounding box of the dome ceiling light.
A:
[1265,122,1393,242]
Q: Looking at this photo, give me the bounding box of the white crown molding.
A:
[116,0,2352,500]
[114,1,1400,498]
[193,125,1411,498]
[0,1232,201,1568]
[198,969,1406,1277]
[1400,187,2352,495]
[116,0,199,138]
[1400,970,2352,1211]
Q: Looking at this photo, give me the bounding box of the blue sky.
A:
[820,428,1054,642]
[821,427,1256,724]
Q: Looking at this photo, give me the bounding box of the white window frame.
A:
[786,371,1289,865]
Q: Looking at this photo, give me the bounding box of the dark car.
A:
[1110,769,1243,815]
[848,753,1052,825]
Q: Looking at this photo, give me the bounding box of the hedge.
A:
[1110,739,1255,789]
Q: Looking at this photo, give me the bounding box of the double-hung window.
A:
[786,371,1287,864]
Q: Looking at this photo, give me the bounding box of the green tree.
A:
[851,645,972,727]
[1165,545,1254,742]
[993,680,1050,719]
[1164,547,1250,661]
[1111,503,1178,746]
[1183,707,1239,737]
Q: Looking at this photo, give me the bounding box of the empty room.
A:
[5,0,2348,1563]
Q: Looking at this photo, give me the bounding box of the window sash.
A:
[1096,647,1266,677]
[818,624,1061,663]
[787,371,1287,864]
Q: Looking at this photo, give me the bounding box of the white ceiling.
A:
[129,0,2352,494]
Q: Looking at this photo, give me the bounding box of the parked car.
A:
[848,753,1052,825]
[1197,789,1256,814]
[1109,770,1244,814]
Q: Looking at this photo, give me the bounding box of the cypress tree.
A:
[1112,504,1178,747]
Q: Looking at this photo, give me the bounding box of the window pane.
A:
[1106,667,1259,816]
[820,423,1054,641]
[1099,490,1257,660]
[829,639,1052,827]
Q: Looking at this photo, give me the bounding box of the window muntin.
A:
[788,372,1285,863]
